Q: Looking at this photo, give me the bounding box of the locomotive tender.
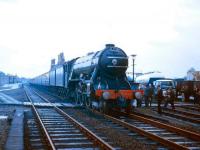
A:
[31,44,141,113]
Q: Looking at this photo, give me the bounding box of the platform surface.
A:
[4,108,24,150]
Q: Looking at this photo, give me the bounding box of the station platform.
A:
[4,108,24,150]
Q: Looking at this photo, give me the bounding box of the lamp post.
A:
[131,54,136,82]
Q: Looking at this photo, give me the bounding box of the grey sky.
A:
[0,0,200,78]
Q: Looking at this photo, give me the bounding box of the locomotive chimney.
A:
[57,52,65,65]
[105,44,115,48]
[51,59,55,69]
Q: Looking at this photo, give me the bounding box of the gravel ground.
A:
[134,107,200,134]
[0,106,15,150]
[2,87,28,102]
[64,108,156,150]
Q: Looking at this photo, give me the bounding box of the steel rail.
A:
[163,107,200,118]
[160,110,200,124]
[24,89,56,150]
[91,109,189,150]
[122,111,200,141]
[180,105,200,112]
[31,88,115,150]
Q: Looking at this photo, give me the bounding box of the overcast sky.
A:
[0,0,200,78]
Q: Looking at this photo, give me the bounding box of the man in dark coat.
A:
[148,84,154,107]
[164,87,175,110]
[193,86,199,105]
[144,85,150,107]
[196,90,200,106]
[156,85,163,114]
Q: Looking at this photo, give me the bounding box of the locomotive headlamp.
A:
[135,92,142,100]
[103,91,110,100]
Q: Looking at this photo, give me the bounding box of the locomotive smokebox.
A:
[99,44,128,76]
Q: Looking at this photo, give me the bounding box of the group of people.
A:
[156,85,175,114]
[139,83,200,114]
[140,84,176,114]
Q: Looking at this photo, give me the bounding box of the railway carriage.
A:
[176,80,200,102]
[30,44,142,113]
[41,72,49,86]
[49,69,56,86]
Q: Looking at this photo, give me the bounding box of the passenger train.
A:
[30,44,142,113]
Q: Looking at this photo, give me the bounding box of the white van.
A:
[153,79,175,90]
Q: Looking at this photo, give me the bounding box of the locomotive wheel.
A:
[80,97,84,106]
[75,90,79,105]
[125,101,131,114]
[79,94,85,106]
[75,89,83,105]
[99,99,109,114]
[85,97,92,108]
[86,95,91,107]
[114,101,121,112]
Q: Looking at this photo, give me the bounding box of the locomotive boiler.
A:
[73,44,128,77]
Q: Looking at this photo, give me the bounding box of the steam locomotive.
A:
[30,44,142,113]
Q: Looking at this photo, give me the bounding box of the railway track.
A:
[178,105,200,112]
[174,107,200,117]
[28,87,200,149]
[65,107,200,150]
[24,87,115,150]
[31,87,168,149]
[24,110,48,149]
[30,87,161,149]
[108,110,200,150]
[155,107,200,124]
